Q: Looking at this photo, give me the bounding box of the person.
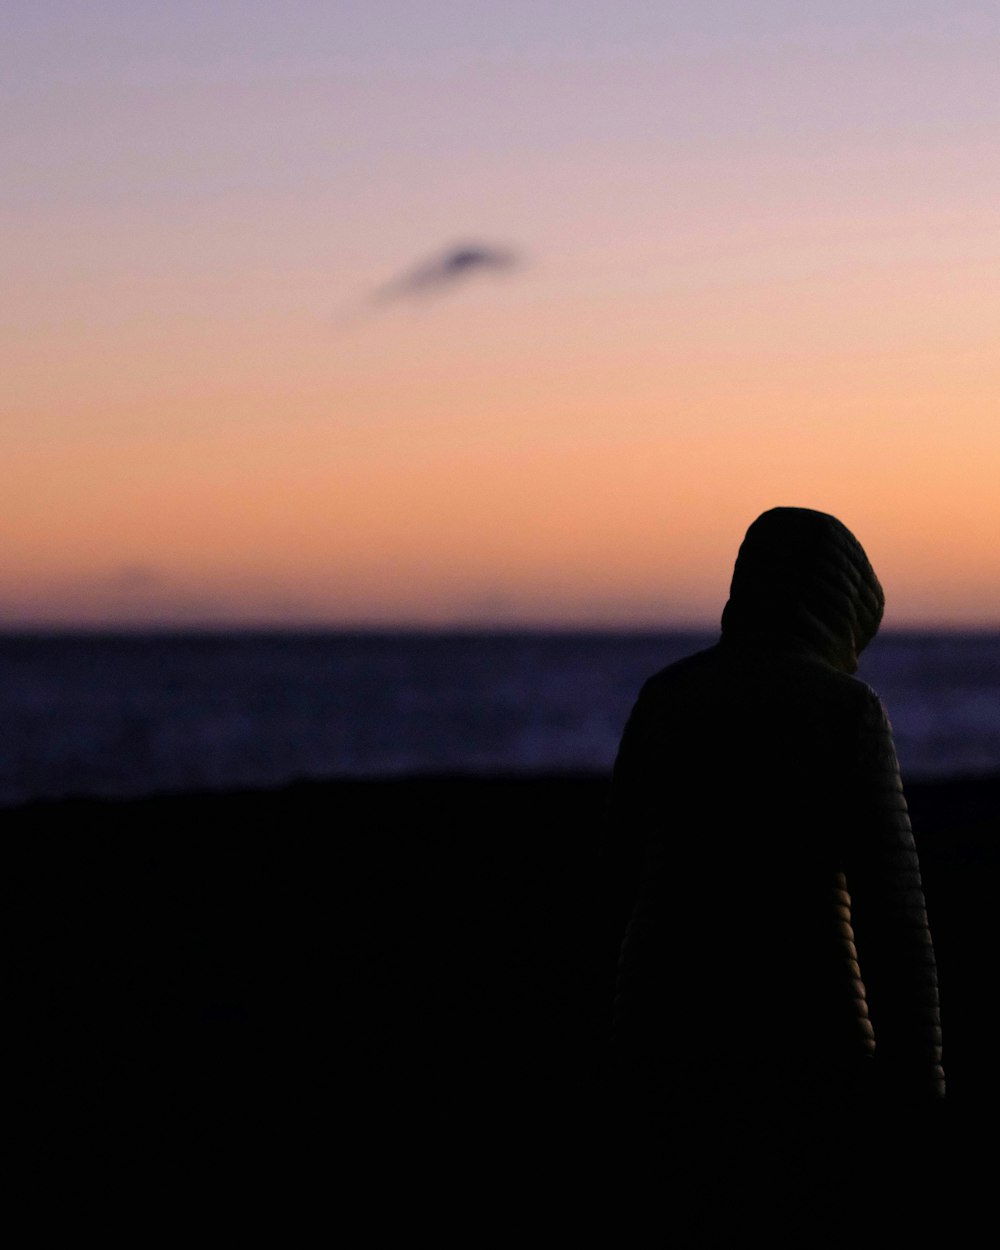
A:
[600,507,944,1232]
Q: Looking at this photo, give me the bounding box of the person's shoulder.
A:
[638,643,721,698]
[809,662,881,706]
[818,667,887,719]
[785,664,894,750]
[632,643,887,725]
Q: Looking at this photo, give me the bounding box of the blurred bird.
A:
[372,241,521,304]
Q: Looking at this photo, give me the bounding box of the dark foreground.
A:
[9,773,1000,1235]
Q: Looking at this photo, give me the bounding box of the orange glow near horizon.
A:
[10,392,1000,627]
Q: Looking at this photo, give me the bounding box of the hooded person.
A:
[601,508,944,1187]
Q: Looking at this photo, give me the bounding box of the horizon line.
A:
[1,621,999,636]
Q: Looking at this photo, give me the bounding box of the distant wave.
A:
[1,630,998,807]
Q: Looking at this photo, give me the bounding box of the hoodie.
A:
[605,508,944,1105]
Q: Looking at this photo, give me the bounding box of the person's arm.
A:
[598,684,656,1006]
[845,689,945,1101]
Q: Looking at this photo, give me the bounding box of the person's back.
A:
[600,509,944,1231]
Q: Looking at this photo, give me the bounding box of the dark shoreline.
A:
[10,771,1000,1210]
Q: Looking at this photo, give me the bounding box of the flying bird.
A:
[372,242,522,304]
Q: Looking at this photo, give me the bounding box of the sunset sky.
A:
[6,2,1000,627]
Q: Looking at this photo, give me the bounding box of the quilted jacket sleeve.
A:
[845,690,945,1100]
[598,684,655,1002]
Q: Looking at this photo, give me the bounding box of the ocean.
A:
[1,630,998,808]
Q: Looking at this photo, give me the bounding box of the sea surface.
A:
[1,630,999,807]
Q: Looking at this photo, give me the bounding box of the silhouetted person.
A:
[601,508,944,1236]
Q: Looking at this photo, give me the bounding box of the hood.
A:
[720,507,885,673]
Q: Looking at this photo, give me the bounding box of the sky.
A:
[5,1,1000,628]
